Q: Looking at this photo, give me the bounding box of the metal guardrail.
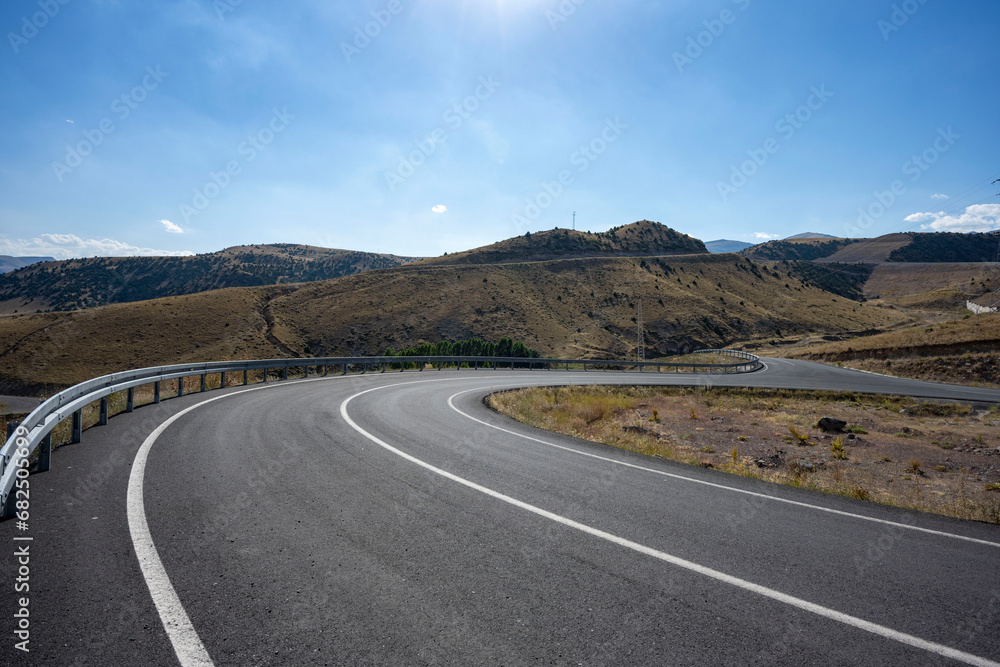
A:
[0,349,760,518]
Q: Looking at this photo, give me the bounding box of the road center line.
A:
[445,386,1000,549]
[340,381,1000,667]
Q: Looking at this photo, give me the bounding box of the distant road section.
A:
[0,394,43,414]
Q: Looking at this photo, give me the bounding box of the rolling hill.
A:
[784,232,838,240]
[416,220,706,266]
[0,252,909,394]
[740,237,859,261]
[0,244,420,314]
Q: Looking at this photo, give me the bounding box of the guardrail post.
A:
[263,369,269,383]
[201,374,207,392]
[243,369,248,385]
[283,366,288,381]
[4,423,18,474]
[178,378,184,397]
[37,434,51,472]
[154,381,160,404]
[2,489,15,519]
[221,371,226,388]
[99,397,109,426]
[323,365,328,377]
[72,410,82,444]
[126,387,134,413]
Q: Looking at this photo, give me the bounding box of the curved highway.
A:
[3,359,1000,666]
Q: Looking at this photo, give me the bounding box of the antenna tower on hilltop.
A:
[637,297,645,362]
[572,211,576,231]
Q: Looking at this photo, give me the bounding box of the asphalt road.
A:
[2,359,999,666]
[0,395,43,416]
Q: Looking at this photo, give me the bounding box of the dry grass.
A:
[0,287,293,394]
[489,385,1000,524]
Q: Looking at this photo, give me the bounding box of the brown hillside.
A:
[0,287,289,394]
[818,233,914,263]
[269,254,905,365]
[863,263,996,312]
[0,254,907,395]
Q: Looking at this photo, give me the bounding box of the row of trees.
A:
[383,337,541,359]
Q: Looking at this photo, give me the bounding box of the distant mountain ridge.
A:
[705,240,754,254]
[784,232,837,240]
[0,244,420,314]
[418,220,706,266]
[0,256,56,273]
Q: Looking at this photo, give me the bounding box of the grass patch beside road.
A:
[488,385,1000,524]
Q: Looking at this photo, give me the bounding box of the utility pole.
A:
[637,297,645,362]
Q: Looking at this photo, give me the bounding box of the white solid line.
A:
[445,387,1000,549]
[341,382,1000,667]
[126,375,337,667]
[128,404,217,667]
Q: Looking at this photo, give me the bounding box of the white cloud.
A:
[432,205,447,213]
[931,193,949,200]
[64,119,74,124]
[904,204,1000,233]
[902,212,937,224]
[754,232,780,240]
[0,234,194,259]
[160,219,184,234]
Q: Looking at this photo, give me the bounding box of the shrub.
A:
[788,425,813,446]
[831,438,847,460]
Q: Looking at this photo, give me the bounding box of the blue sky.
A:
[2,0,999,259]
